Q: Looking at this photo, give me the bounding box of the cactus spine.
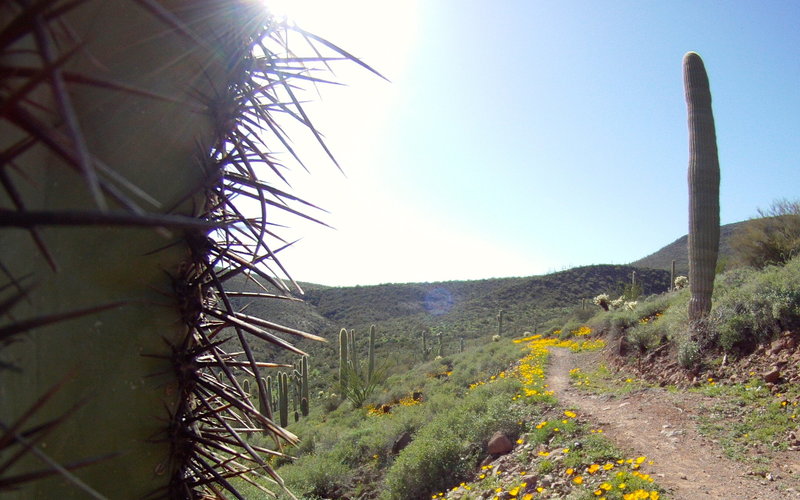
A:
[683,52,720,322]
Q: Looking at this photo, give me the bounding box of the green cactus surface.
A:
[683,51,721,322]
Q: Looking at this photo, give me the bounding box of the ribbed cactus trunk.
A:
[2,1,363,497]
[0,4,229,498]
[683,52,721,323]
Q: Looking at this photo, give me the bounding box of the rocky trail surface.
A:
[546,348,800,500]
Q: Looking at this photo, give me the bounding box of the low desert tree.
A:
[731,199,800,269]
[0,2,376,498]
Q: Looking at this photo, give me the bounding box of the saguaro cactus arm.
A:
[683,51,721,322]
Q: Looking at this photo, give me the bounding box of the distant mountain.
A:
[629,221,745,276]
[227,264,669,374]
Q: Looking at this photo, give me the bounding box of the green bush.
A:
[278,453,350,499]
[677,338,701,369]
[711,256,800,352]
[381,379,523,500]
[626,320,664,354]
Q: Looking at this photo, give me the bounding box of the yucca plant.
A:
[0,1,377,498]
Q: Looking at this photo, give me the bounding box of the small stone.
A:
[764,368,781,384]
[487,431,513,455]
[391,431,412,454]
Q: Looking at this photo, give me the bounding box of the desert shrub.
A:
[560,318,586,338]
[382,379,523,500]
[677,338,701,369]
[608,313,637,337]
[711,256,800,352]
[626,320,664,354]
[731,199,800,269]
[278,453,350,499]
[593,293,610,311]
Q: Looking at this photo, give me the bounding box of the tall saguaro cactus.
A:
[683,51,721,322]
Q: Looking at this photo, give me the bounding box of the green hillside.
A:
[226,264,669,389]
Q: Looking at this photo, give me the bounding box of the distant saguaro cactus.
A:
[337,325,384,407]
[670,260,677,292]
[368,325,376,384]
[683,51,721,322]
[339,328,349,393]
[421,330,432,360]
[497,309,505,336]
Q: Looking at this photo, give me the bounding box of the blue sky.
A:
[264,0,800,287]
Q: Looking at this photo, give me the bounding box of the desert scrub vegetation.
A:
[710,255,800,353]
[259,337,524,499]
[693,376,800,462]
[259,332,643,500]
[589,255,800,370]
[730,199,800,269]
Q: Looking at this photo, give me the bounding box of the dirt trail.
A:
[546,348,800,500]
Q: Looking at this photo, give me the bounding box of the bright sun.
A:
[261,0,341,33]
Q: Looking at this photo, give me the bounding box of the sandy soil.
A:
[546,348,800,500]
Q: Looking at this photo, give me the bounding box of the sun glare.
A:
[263,0,334,32]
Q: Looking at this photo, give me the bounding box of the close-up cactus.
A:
[683,51,721,323]
[0,1,375,498]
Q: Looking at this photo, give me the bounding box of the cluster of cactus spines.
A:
[683,51,721,322]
